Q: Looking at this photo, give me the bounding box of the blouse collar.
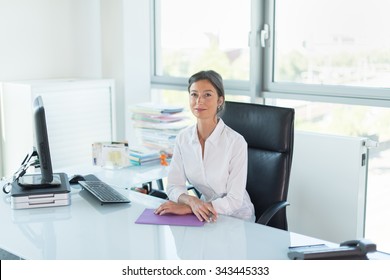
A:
[190,118,225,146]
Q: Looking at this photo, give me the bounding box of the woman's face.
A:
[189,79,223,121]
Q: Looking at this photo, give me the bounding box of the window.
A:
[152,0,253,97]
[265,0,390,103]
[274,0,390,88]
[151,0,390,252]
[264,2,390,251]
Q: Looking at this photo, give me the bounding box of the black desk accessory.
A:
[10,173,71,209]
[288,239,377,260]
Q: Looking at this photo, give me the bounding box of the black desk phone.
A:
[288,239,377,260]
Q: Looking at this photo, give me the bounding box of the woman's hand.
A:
[179,194,218,222]
[154,200,192,216]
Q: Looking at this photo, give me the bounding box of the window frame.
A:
[262,0,390,107]
[150,0,262,100]
[151,0,390,107]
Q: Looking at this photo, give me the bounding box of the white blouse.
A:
[166,119,255,222]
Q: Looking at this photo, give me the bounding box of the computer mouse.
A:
[69,174,85,184]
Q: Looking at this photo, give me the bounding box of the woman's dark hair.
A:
[188,70,225,113]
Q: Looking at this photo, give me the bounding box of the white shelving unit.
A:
[0,79,116,177]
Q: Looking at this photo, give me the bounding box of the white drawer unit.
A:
[0,79,116,177]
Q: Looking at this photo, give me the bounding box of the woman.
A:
[155,70,255,222]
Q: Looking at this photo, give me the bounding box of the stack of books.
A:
[130,103,190,157]
[128,146,161,166]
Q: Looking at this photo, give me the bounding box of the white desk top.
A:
[0,164,329,260]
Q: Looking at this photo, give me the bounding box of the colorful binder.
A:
[135,208,204,227]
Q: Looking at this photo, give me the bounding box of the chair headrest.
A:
[221,101,294,152]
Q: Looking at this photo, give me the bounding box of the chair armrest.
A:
[156,178,164,190]
[256,201,290,225]
[149,189,168,199]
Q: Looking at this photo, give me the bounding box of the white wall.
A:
[101,0,125,141]
[0,0,102,80]
[100,0,152,142]
[0,0,152,169]
[123,0,152,141]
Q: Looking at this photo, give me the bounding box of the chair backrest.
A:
[221,101,294,230]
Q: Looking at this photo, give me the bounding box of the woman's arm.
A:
[154,194,217,222]
[154,200,192,215]
[155,130,216,222]
[178,194,218,222]
[165,136,189,201]
[211,137,248,215]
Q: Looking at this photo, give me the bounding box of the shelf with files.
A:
[130,103,191,157]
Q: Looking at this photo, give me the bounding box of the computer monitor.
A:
[18,96,61,187]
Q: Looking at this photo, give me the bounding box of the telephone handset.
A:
[340,239,377,253]
[288,239,377,260]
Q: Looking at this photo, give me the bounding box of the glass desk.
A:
[0,164,331,260]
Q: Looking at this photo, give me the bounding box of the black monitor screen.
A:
[33,96,54,183]
[18,96,60,187]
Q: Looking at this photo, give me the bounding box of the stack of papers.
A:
[130,103,191,156]
[131,103,184,114]
[128,146,161,166]
[132,113,184,123]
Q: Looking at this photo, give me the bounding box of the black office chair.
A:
[220,101,294,230]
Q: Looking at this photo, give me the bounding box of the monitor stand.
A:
[18,174,61,188]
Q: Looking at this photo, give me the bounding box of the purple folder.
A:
[135,208,204,227]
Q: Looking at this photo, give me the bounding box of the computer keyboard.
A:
[78,181,131,204]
